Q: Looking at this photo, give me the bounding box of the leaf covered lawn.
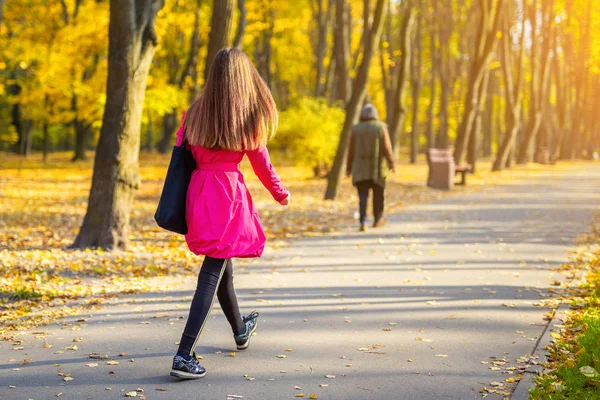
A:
[0,152,445,337]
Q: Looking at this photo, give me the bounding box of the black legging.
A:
[178,256,245,356]
[356,180,385,224]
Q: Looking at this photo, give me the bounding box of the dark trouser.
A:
[356,180,385,224]
[178,256,245,356]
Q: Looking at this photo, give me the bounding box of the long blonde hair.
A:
[183,48,278,151]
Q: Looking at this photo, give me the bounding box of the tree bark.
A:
[145,113,154,152]
[388,3,416,152]
[72,121,90,161]
[493,1,525,171]
[426,0,438,150]
[482,72,495,157]
[324,0,386,200]
[433,0,454,149]
[453,0,504,165]
[409,6,422,164]
[72,0,165,250]
[313,0,333,97]
[516,0,553,164]
[43,122,49,163]
[205,0,234,81]
[334,0,350,104]
[157,0,203,154]
[467,68,490,172]
[233,0,246,49]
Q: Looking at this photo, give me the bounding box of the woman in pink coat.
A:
[170,48,289,380]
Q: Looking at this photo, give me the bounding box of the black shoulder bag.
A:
[154,127,196,235]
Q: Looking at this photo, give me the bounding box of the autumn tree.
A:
[324,0,386,200]
[156,0,203,154]
[205,0,235,80]
[72,0,164,250]
[453,0,504,165]
[516,0,553,164]
[493,0,525,171]
[384,1,416,154]
[409,5,422,164]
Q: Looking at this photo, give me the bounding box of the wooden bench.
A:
[454,164,473,185]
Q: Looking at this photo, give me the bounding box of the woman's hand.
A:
[279,193,290,206]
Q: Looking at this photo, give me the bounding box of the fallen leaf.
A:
[580,366,599,378]
[325,374,336,379]
[63,377,73,382]
[125,391,137,397]
[276,355,287,359]
[106,360,119,365]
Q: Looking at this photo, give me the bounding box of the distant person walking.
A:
[169,48,289,379]
[346,104,395,231]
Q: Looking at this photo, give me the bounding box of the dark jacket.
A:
[346,120,395,187]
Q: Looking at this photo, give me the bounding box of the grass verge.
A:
[530,215,600,399]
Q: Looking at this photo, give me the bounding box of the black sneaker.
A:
[234,311,259,350]
[170,353,206,379]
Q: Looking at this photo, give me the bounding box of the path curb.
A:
[511,262,588,400]
[511,303,571,399]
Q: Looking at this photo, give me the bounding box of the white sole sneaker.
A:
[170,369,207,379]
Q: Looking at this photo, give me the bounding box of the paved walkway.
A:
[2,165,600,400]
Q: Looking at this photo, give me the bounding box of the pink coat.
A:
[175,115,288,259]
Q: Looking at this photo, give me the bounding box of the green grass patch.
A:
[530,254,600,399]
[0,286,45,301]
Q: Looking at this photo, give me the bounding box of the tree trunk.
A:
[23,120,33,158]
[482,73,495,157]
[453,0,504,165]
[11,102,24,155]
[72,0,164,250]
[493,1,525,171]
[72,121,89,161]
[426,1,437,150]
[516,0,553,164]
[334,0,350,104]
[158,112,178,153]
[145,113,154,152]
[43,122,49,163]
[233,0,246,49]
[409,6,422,164]
[158,0,202,153]
[467,68,490,172]
[388,3,415,152]
[0,0,5,31]
[324,0,386,200]
[313,0,333,97]
[433,0,454,149]
[205,0,234,81]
